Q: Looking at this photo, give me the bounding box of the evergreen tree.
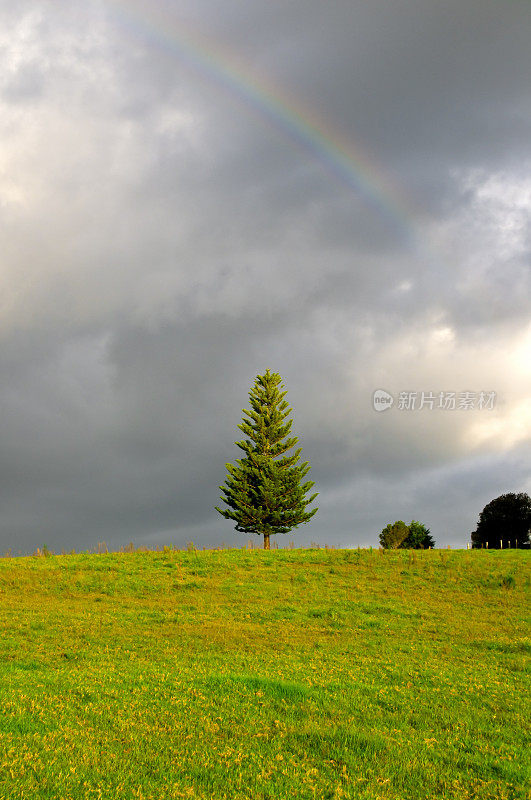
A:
[401,520,435,549]
[215,369,318,549]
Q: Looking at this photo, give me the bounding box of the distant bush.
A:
[380,520,435,549]
[379,521,409,549]
[402,521,435,549]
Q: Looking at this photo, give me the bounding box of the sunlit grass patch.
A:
[0,547,529,799]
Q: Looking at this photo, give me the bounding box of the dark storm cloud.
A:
[0,0,530,554]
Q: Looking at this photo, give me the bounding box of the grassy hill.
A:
[0,546,529,799]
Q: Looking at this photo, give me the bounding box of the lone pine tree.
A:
[215,369,318,549]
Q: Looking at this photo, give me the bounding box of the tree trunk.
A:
[263,533,270,550]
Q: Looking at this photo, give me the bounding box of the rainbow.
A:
[106,0,420,243]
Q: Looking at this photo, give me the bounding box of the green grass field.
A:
[0,545,529,800]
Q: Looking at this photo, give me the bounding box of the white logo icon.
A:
[373,389,394,412]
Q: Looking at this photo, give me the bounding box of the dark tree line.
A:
[471,493,531,549]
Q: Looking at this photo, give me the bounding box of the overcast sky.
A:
[1,0,530,554]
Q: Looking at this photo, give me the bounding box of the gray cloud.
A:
[0,0,530,554]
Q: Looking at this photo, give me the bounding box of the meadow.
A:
[0,544,529,800]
